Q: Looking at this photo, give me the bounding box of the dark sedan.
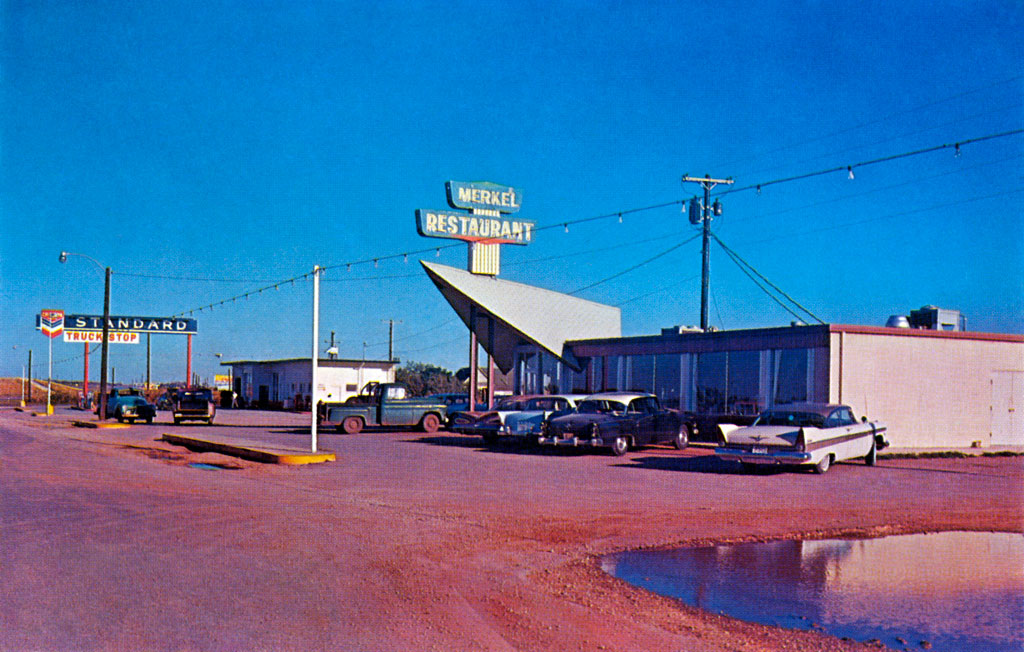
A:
[539,392,688,456]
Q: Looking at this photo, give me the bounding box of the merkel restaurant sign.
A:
[416,181,534,245]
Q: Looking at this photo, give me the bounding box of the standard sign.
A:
[64,330,139,344]
[62,314,197,334]
[415,209,534,245]
[446,181,523,213]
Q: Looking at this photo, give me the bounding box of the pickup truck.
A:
[173,388,217,425]
[320,382,447,434]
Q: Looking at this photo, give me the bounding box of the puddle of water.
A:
[602,531,1024,652]
[187,462,224,471]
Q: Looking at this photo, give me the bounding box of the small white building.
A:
[223,358,396,409]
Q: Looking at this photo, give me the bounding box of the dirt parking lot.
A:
[2,407,1022,651]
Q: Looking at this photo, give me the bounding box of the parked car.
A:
[714,403,889,474]
[113,396,157,424]
[427,393,487,422]
[540,392,688,456]
[173,388,217,425]
[448,395,540,442]
[500,394,588,442]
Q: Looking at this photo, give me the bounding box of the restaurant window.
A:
[727,350,760,415]
[590,357,604,392]
[655,354,681,409]
[628,355,655,393]
[606,356,621,392]
[773,348,808,405]
[696,352,727,413]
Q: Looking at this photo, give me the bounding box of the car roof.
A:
[581,392,653,403]
[767,402,849,417]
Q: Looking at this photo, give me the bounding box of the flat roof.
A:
[568,323,1024,357]
[222,358,398,367]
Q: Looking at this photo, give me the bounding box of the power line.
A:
[569,235,701,295]
[717,129,1023,199]
[710,231,824,324]
[162,128,1021,318]
[710,75,1023,172]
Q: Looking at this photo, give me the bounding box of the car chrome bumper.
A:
[715,447,812,465]
[538,435,604,448]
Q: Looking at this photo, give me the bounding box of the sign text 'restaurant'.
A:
[416,210,534,245]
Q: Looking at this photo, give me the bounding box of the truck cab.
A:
[322,382,446,434]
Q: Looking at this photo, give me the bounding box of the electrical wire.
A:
[709,75,1023,172]
[716,129,1023,198]
[711,231,825,324]
[154,129,1021,319]
[569,234,701,295]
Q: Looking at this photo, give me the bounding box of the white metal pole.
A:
[311,266,320,452]
[47,334,53,414]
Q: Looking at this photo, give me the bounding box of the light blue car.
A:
[500,394,588,441]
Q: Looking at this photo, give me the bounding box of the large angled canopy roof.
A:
[421,261,621,374]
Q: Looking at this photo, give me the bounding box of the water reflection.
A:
[602,532,1024,651]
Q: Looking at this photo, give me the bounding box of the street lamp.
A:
[59,251,111,420]
[214,352,234,407]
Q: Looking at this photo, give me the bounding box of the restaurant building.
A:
[423,261,1024,449]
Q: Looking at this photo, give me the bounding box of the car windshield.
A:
[753,410,826,428]
[127,397,146,406]
[576,399,627,414]
[497,398,529,410]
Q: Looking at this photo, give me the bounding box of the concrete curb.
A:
[161,433,336,465]
[73,421,130,429]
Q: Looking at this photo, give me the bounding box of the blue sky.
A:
[2,0,1021,384]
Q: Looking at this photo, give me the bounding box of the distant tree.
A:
[396,361,462,397]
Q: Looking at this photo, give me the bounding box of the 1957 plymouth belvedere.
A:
[715,403,888,473]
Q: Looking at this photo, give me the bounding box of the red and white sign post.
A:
[39,310,64,415]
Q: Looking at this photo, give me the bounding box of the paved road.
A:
[2,407,1022,651]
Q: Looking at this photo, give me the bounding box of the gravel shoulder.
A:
[2,408,1021,651]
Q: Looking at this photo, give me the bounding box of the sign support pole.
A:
[46,333,53,415]
[487,317,495,409]
[99,267,111,420]
[311,266,320,453]
[468,305,478,411]
[83,343,89,409]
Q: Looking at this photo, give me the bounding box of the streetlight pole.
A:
[60,251,111,420]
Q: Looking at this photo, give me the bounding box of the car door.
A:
[630,397,658,445]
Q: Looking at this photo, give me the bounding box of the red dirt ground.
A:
[2,407,1021,651]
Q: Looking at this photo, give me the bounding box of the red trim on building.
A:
[829,324,1024,343]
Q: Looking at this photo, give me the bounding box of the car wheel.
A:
[420,413,441,434]
[173,417,180,425]
[864,441,877,466]
[146,417,153,425]
[481,432,498,445]
[342,416,364,435]
[813,455,832,474]
[611,436,629,457]
[127,418,135,424]
[740,462,759,473]
[673,424,690,450]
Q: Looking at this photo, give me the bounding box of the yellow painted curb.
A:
[161,433,336,465]
[73,421,130,429]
